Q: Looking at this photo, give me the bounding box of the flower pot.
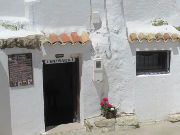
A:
[105,110,117,119]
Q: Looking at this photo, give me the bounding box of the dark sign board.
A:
[8,53,33,87]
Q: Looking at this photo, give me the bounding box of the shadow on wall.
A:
[93,68,109,101]
[129,42,180,56]
[0,61,12,135]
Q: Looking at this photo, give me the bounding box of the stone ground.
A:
[45,121,180,135]
[107,121,180,135]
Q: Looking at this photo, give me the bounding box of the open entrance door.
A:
[43,58,80,131]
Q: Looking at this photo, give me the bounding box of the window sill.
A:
[136,72,170,77]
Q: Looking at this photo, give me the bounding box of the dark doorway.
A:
[43,58,80,131]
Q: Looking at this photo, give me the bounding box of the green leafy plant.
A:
[0,22,25,31]
[175,26,180,31]
[152,18,168,26]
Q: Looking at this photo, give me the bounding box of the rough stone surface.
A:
[168,114,180,123]
[45,122,180,135]
[84,114,139,134]
[116,114,139,127]
[45,123,85,135]
[94,119,116,128]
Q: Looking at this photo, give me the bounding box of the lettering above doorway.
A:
[44,58,75,64]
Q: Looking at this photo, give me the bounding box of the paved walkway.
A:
[45,121,180,135]
[106,121,180,135]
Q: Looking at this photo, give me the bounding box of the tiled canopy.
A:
[0,32,91,49]
[42,32,90,45]
[128,33,180,43]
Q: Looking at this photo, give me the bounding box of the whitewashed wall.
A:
[1,1,180,135]
[0,0,25,17]
[0,52,12,135]
[88,0,180,122]
[30,0,90,31]
[131,43,180,121]
[0,49,45,135]
[124,0,178,21]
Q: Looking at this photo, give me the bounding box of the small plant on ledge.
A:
[175,26,180,31]
[100,97,117,119]
[151,18,168,26]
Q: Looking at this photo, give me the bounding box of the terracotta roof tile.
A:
[163,33,171,42]
[42,32,90,46]
[128,32,180,43]
[49,33,60,44]
[71,32,81,43]
[138,33,146,42]
[59,33,72,44]
[155,33,163,42]
[128,33,138,43]
[81,32,90,44]
[146,33,156,43]
[172,33,179,42]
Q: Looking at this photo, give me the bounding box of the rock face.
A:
[116,114,139,127]
[94,119,116,128]
[85,114,139,133]
[43,114,140,135]
[168,114,180,123]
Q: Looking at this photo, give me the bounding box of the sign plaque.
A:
[8,53,33,87]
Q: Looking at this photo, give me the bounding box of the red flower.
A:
[107,103,112,108]
[103,97,108,102]
[100,101,105,107]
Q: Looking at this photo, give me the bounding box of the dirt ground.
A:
[102,121,180,135]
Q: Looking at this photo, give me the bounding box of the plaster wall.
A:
[0,44,93,135]
[123,0,178,21]
[88,0,180,122]
[131,43,180,121]
[1,2,180,135]
[0,52,12,135]
[85,0,135,119]
[0,49,45,135]
[30,0,90,31]
[0,0,25,17]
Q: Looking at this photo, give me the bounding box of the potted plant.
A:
[100,97,117,119]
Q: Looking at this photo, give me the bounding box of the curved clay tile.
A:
[171,33,179,42]
[59,33,72,44]
[155,33,163,42]
[163,33,171,42]
[81,32,90,44]
[128,33,138,43]
[71,32,81,44]
[146,33,156,43]
[49,33,60,44]
[138,33,146,42]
